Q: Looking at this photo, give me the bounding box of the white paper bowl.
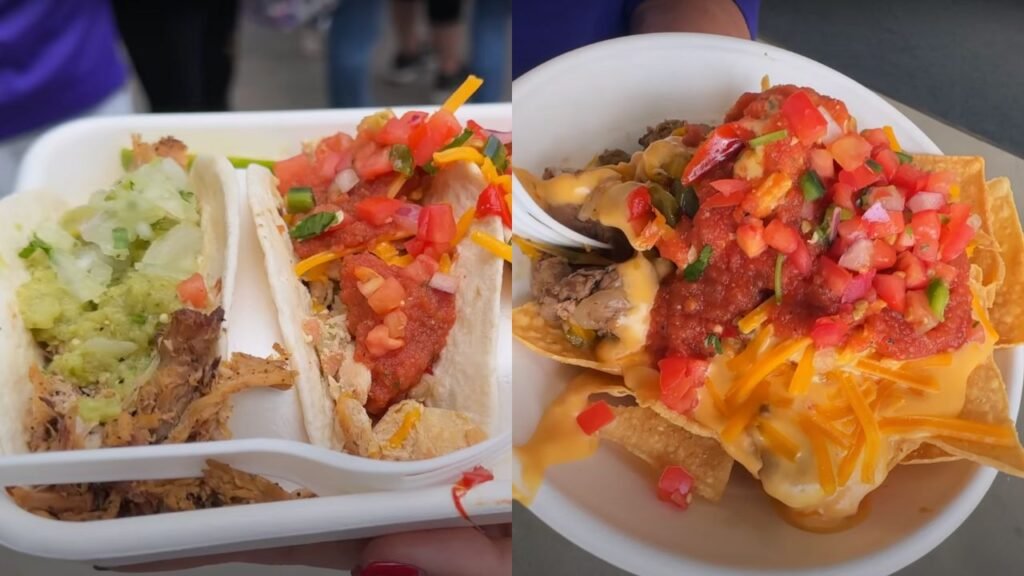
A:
[512,33,1023,576]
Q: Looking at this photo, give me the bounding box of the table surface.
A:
[514,97,1024,576]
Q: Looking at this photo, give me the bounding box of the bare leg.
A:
[431,22,462,76]
[391,0,421,57]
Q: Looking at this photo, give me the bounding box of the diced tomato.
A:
[910,210,941,261]
[736,220,767,258]
[930,261,958,284]
[864,185,904,212]
[353,143,394,181]
[789,238,812,274]
[367,277,406,315]
[682,122,753,184]
[764,219,800,254]
[871,239,898,269]
[809,148,835,180]
[709,179,752,195]
[475,183,512,228]
[820,257,852,297]
[872,148,899,181]
[904,290,939,332]
[658,357,709,414]
[837,216,866,242]
[355,197,404,226]
[781,90,827,144]
[383,309,408,338]
[401,254,440,283]
[702,191,745,209]
[925,170,956,195]
[873,273,906,312]
[838,164,881,190]
[829,134,872,171]
[894,225,915,251]
[831,182,857,211]
[366,324,405,357]
[376,111,428,146]
[176,273,208,308]
[656,233,690,268]
[418,204,457,245]
[408,110,463,166]
[892,164,928,194]
[576,401,616,435]
[657,465,695,510]
[939,220,974,262]
[897,252,929,289]
[864,210,904,240]
[810,316,850,348]
[274,153,316,196]
[314,133,355,180]
[862,128,890,149]
[627,186,653,232]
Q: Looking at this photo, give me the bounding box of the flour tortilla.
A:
[247,161,502,457]
[0,154,239,455]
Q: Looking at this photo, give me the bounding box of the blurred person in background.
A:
[0,0,132,196]
[513,0,759,77]
[328,0,508,107]
[113,0,240,112]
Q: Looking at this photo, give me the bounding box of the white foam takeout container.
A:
[1,104,512,564]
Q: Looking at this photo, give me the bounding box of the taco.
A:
[0,136,270,455]
[513,85,1024,528]
[248,96,511,460]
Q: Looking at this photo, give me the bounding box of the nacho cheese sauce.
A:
[514,372,632,505]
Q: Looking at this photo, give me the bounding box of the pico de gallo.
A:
[275,76,512,415]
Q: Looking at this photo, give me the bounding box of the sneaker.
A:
[384,52,426,85]
[432,66,470,103]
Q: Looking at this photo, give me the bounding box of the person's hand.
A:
[105,525,511,576]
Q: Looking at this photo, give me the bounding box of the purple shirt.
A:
[513,0,760,78]
[0,0,125,140]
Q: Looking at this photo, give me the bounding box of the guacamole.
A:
[16,159,203,420]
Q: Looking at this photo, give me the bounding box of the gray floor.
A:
[760,0,1024,157]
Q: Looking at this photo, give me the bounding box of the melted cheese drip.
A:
[595,254,659,363]
[514,372,631,505]
[515,166,622,207]
[691,292,997,520]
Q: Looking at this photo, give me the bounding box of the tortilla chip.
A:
[911,359,1024,476]
[599,406,733,501]
[373,400,486,461]
[912,155,991,228]
[901,443,959,465]
[984,177,1024,345]
[512,302,622,374]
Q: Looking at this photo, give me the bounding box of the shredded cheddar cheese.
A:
[727,338,810,406]
[703,379,728,416]
[789,345,815,395]
[721,379,770,442]
[878,416,1019,446]
[727,324,774,371]
[512,236,542,259]
[805,408,852,449]
[433,146,485,166]
[855,358,937,392]
[837,431,865,487]
[386,175,408,198]
[371,242,399,261]
[480,156,499,183]
[439,253,452,274]
[495,174,512,194]
[882,125,902,152]
[840,375,880,484]
[441,75,483,113]
[471,230,512,262]
[950,183,961,202]
[295,251,341,278]
[454,207,476,246]
[387,405,423,448]
[799,414,837,496]
[758,420,800,462]
[738,300,776,334]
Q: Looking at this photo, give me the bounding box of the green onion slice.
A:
[683,245,713,282]
[748,129,789,147]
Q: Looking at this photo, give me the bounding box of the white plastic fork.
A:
[0,433,511,497]
[512,172,611,249]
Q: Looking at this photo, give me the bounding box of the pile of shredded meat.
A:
[13,308,307,520]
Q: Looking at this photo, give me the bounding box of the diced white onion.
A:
[907,191,946,213]
[838,238,874,272]
[334,169,359,194]
[818,106,844,145]
[428,272,459,293]
[862,202,890,223]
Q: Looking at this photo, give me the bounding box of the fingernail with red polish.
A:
[352,561,425,576]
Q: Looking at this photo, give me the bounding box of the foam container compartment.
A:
[2,104,512,564]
